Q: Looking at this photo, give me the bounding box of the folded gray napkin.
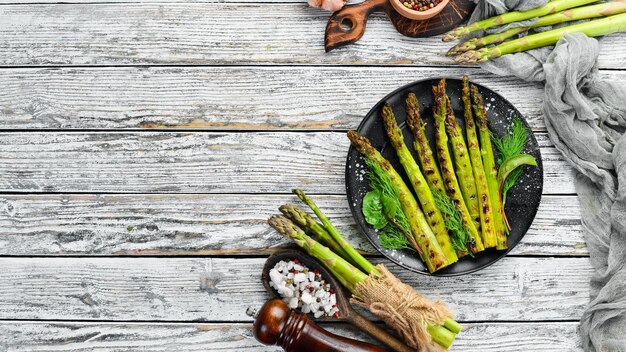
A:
[467,2,626,351]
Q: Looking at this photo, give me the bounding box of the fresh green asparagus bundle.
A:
[455,12,626,63]
[269,214,369,293]
[461,76,497,249]
[347,130,450,273]
[380,104,458,264]
[293,189,377,275]
[442,0,599,41]
[269,191,462,350]
[447,1,626,56]
[442,95,481,236]
[471,85,507,250]
[432,80,485,254]
[279,204,359,268]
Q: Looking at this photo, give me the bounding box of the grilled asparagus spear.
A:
[381,104,458,264]
[471,84,507,250]
[443,95,481,234]
[462,77,497,249]
[432,80,484,254]
[405,93,446,194]
[347,130,449,272]
[406,93,471,257]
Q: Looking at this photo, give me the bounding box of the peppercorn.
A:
[402,0,442,11]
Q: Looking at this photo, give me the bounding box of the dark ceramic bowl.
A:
[345,77,543,276]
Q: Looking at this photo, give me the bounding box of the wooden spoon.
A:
[262,249,414,352]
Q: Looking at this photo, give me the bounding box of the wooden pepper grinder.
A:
[251,299,388,352]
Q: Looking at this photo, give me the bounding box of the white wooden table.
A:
[0,1,624,350]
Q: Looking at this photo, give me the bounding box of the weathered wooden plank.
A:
[0,257,591,321]
[7,67,623,132]
[0,194,584,256]
[0,321,581,351]
[0,4,623,68]
[0,132,575,194]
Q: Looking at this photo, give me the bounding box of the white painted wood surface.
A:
[0,194,584,256]
[1,66,621,132]
[0,0,604,349]
[0,4,624,68]
[0,257,591,321]
[0,132,575,194]
[0,66,548,131]
[0,322,581,351]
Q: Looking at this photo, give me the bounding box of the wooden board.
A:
[0,194,584,256]
[325,0,474,51]
[0,66,555,131]
[0,322,581,351]
[0,257,591,321]
[0,4,623,68]
[0,132,576,194]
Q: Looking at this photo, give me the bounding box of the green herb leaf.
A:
[380,193,398,220]
[362,157,417,253]
[498,154,537,189]
[363,190,388,229]
[492,117,534,212]
[492,117,528,166]
[432,189,472,254]
[379,227,415,251]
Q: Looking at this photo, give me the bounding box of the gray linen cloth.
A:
[467,1,626,351]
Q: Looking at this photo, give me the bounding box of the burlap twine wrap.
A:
[350,264,452,352]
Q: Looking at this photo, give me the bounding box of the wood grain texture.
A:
[0,321,581,351]
[2,66,604,131]
[0,194,584,256]
[0,257,591,321]
[0,131,575,194]
[0,4,623,68]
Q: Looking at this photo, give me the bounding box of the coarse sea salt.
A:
[268,259,339,318]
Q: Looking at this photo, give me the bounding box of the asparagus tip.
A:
[268,214,300,239]
[405,92,422,134]
[447,41,476,56]
[279,204,308,226]
[470,84,488,128]
[446,46,460,57]
[442,28,462,42]
[347,130,376,156]
[292,188,306,199]
[454,50,481,64]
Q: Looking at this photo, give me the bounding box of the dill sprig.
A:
[432,189,472,255]
[363,158,417,253]
[492,117,529,204]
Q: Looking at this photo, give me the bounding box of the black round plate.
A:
[345,77,543,276]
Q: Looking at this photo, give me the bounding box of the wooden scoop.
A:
[262,249,414,352]
[324,0,475,52]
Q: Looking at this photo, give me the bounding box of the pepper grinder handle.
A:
[253,299,388,352]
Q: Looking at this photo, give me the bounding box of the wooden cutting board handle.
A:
[325,0,475,52]
[325,0,389,52]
